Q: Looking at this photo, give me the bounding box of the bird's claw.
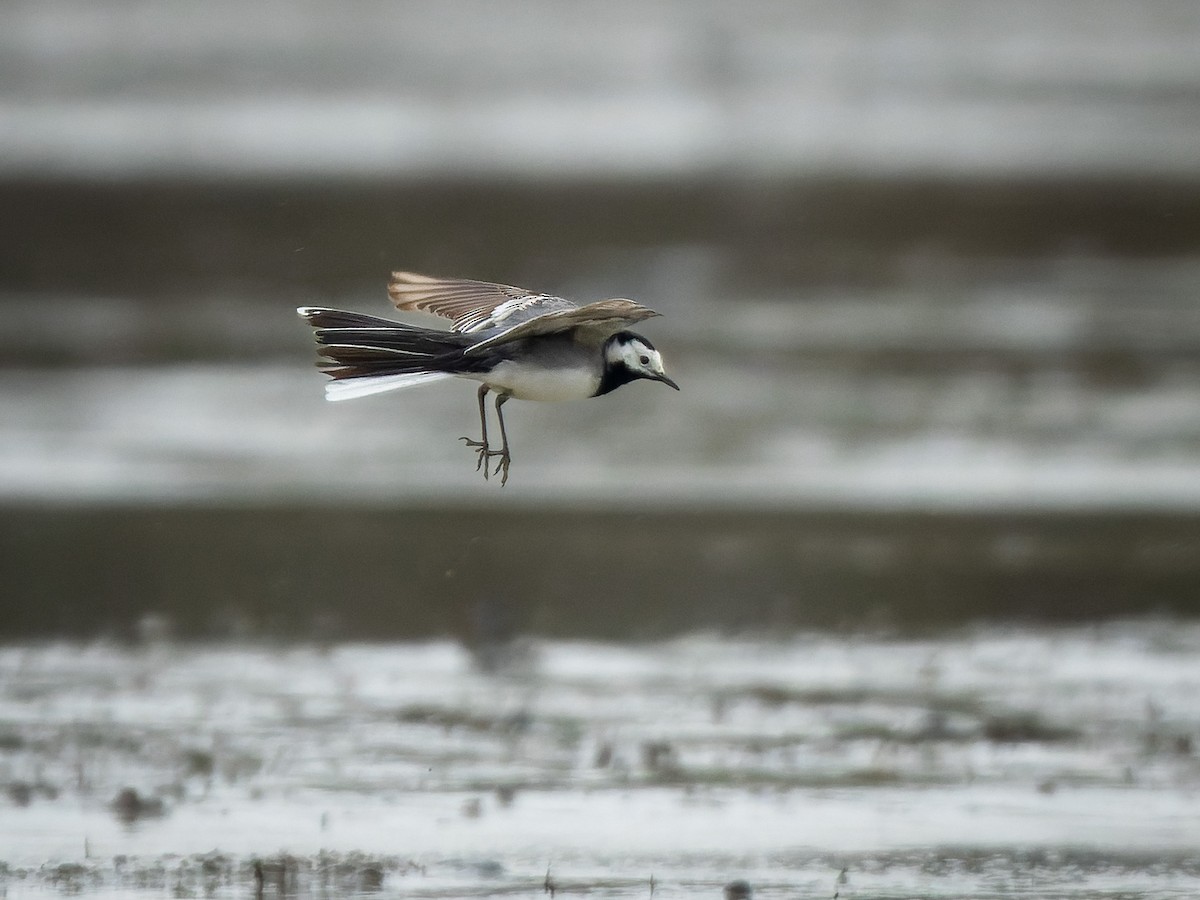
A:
[492,452,511,487]
[460,437,510,484]
[460,436,491,474]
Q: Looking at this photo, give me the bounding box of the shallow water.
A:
[3,624,1199,898]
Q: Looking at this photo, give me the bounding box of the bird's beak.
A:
[654,373,681,391]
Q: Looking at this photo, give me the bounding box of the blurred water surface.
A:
[2,624,1200,898]
[5,0,1200,179]
[4,204,1199,508]
[4,1,1200,509]
[3,4,1200,897]
[3,2,1200,629]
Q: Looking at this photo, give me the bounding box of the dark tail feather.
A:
[313,345,433,380]
[298,307,405,330]
[297,306,474,380]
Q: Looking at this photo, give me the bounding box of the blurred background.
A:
[2,0,1200,636]
[4,3,1200,895]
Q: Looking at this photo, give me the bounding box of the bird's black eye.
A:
[639,355,650,365]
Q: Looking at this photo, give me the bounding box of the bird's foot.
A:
[459,436,491,475]
[460,437,508,482]
[492,450,511,487]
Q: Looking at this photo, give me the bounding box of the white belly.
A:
[475,359,601,402]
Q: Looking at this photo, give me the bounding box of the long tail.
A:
[297,307,475,401]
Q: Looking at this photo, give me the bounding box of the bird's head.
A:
[601,332,680,394]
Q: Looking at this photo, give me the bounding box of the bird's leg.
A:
[459,384,492,477]
[493,394,513,486]
[460,384,509,482]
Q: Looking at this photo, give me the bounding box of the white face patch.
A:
[608,336,667,379]
[604,338,662,381]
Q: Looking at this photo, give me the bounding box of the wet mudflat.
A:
[2,623,1199,899]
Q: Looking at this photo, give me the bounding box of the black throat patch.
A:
[595,364,641,397]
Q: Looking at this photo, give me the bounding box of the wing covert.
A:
[463,298,660,355]
[387,272,577,333]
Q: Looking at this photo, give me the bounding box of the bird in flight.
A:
[298,271,679,485]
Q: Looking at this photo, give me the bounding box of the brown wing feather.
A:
[387,271,576,333]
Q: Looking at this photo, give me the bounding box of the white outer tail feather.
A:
[325,371,454,402]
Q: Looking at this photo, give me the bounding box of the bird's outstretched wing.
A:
[463,299,659,355]
[387,271,659,354]
[387,272,577,333]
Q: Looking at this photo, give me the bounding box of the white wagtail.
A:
[298,271,679,485]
